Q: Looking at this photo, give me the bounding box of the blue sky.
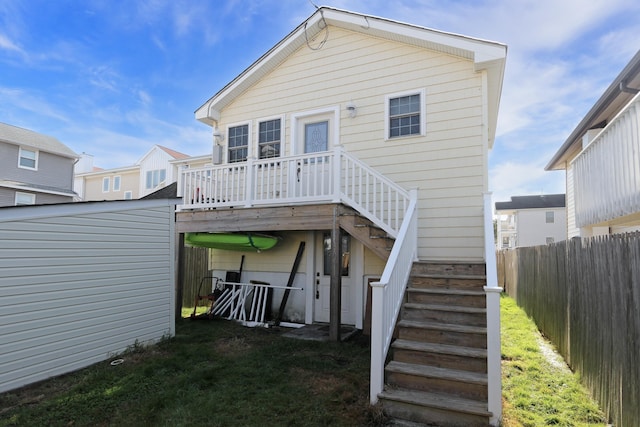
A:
[1,0,639,203]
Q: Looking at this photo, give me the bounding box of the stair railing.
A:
[483,191,503,424]
[369,189,418,404]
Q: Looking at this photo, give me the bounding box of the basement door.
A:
[313,231,355,325]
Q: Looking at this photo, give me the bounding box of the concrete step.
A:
[379,388,491,426]
[386,361,488,401]
[392,339,487,373]
[402,302,487,327]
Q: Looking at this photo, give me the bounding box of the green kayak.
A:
[185,233,279,251]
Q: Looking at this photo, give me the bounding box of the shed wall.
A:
[0,200,176,393]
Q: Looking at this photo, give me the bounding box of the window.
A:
[146,169,166,189]
[546,237,555,244]
[15,192,35,205]
[258,119,281,159]
[113,176,121,191]
[323,232,351,277]
[228,124,249,163]
[386,89,425,139]
[18,147,37,169]
[124,191,133,200]
[102,177,110,192]
[546,211,554,223]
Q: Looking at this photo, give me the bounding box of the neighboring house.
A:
[0,122,77,206]
[495,194,567,249]
[177,7,506,425]
[546,50,640,238]
[74,145,191,201]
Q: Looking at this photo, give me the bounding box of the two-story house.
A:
[495,194,567,248]
[74,145,191,201]
[176,7,506,426]
[546,50,640,238]
[0,123,77,206]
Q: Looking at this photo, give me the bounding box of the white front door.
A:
[313,231,355,325]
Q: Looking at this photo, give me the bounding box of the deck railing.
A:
[369,190,418,404]
[178,146,410,237]
[572,92,640,227]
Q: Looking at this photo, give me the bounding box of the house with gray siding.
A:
[0,123,78,206]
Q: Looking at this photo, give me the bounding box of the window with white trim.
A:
[146,169,166,189]
[102,177,110,192]
[258,119,281,159]
[386,89,425,139]
[113,176,121,191]
[545,211,554,223]
[124,191,133,200]
[15,192,35,205]
[228,124,249,163]
[18,147,38,169]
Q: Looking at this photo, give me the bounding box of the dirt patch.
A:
[214,336,251,355]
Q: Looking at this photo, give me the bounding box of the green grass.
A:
[500,294,606,427]
[1,299,606,426]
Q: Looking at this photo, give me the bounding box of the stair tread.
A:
[398,319,487,334]
[407,288,485,296]
[404,302,486,314]
[386,361,488,384]
[392,339,487,358]
[379,388,492,417]
[411,273,487,280]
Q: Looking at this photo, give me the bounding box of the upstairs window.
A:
[228,124,249,163]
[258,119,281,159]
[18,147,38,170]
[386,89,425,139]
[546,211,554,223]
[146,169,166,189]
[102,177,110,192]
[113,176,121,192]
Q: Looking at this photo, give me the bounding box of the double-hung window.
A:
[386,89,425,139]
[228,124,249,163]
[18,147,38,169]
[258,119,281,159]
[146,169,166,189]
[113,176,121,192]
[102,177,110,192]
[545,211,554,223]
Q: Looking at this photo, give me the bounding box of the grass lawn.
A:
[1,296,606,426]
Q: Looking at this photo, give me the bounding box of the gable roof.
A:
[0,122,77,159]
[195,6,506,143]
[495,194,566,211]
[157,145,190,160]
[546,50,640,171]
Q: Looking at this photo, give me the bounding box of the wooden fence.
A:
[497,234,640,427]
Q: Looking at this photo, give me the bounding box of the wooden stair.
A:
[379,262,492,426]
[338,207,394,260]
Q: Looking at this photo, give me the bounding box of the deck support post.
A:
[329,205,342,341]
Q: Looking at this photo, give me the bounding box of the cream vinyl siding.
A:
[0,200,176,393]
[216,27,487,260]
[82,169,140,201]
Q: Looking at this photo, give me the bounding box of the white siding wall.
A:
[566,163,580,238]
[0,199,176,393]
[216,27,487,261]
[516,207,567,247]
[139,148,173,197]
